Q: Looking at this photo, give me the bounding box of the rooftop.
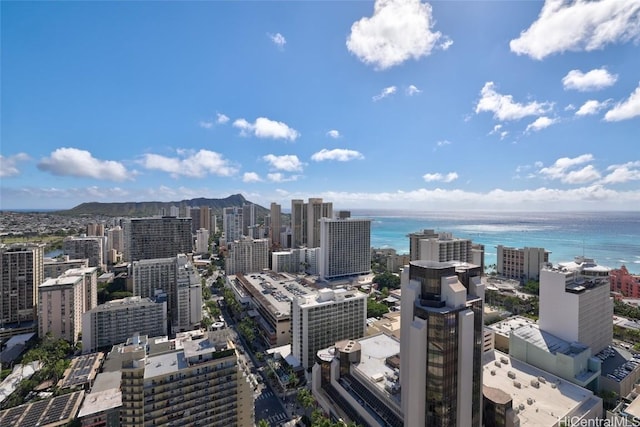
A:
[483,350,601,426]
[512,323,587,356]
[40,275,82,288]
[351,333,401,405]
[487,316,537,337]
[234,271,313,317]
[59,352,104,389]
[77,387,122,418]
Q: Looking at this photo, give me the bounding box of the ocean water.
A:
[351,210,640,274]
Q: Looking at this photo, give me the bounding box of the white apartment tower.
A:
[223,206,244,242]
[242,203,256,236]
[63,236,105,270]
[62,266,98,313]
[318,217,371,280]
[400,260,485,427]
[496,245,550,281]
[539,256,613,354]
[0,243,45,334]
[107,226,124,254]
[81,296,167,353]
[195,228,210,254]
[225,238,269,275]
[131,257,177,329]
[39,275,84,343]
[175,254,203,332]
[291,288,367,370]
[270,202,282,248]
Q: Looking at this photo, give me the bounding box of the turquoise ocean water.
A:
[351,210,640,274]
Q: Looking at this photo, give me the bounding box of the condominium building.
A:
[86,223,105,237]
[122,217,192,261]
[44,256,89,279]
[242,203,256,236]
[400,260,485,427]
[81,296,167,353]
[118,330,254,427]
[291,199,306,248]
[272,249,305,274]
[0,243,45,336]
[63,236,105,270]
[408,229,439,261]
[291,287,367,370]
[223,207,244,242]
[318,218,371,280]
[539,256,613,355]
[200,206,212,232]
[610,265,640,298]
[62,266,98,313]
[225,238,269,275]
[195,228,210,254]
[175,255,202,332]
[307,198,333,248]
[107,225,124,254]
[270,202,282,248]
[39,275,84,343]
[496,245,550,281]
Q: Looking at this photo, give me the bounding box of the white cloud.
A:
[242,172,262,183]
[565,104,576,111]
[562,68,618,91]
[199,121,214,129]
[525,116,557,132]
[373,86,397,101]
[510,0,640,60]
[575,99,610,116]
[0,153,30,177]
[262,154,304,172]
[601,161,640,184]
[436,140,452,147]
[139,149,238,178]
[406,85,422,96]
[38,148,130,181]
[538,153,600,183]
[216,113,230,124]
[268,32,286,48]
[475,82,553,121]
[267,173,299,183]
[346,0,449,70]
[311,149,364,162]
[233,117,300,141]
[438,37,453,50]
[423,172,458,183]
[326,130,341,139]
[604,83,640,121]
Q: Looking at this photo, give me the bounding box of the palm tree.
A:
[257,419,270,427]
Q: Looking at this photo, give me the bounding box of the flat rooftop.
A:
[351,333,401,406]
[487,316,537,337]
[59,352,104,389]
[483,350,601,426]
[512,323,587,356]
[77,387,121,418]
[0,390,84,427]
[234,272,314,317]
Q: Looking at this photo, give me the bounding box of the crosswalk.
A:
[260,412,288,426]
[255,390,274,400]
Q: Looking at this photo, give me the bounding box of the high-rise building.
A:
[0,243,45,336]
[223,207,244,242]
[175,254,202,332]
[307,198,333,248]
[62,266,98,313]
[195,228,210,254]
[107,226,124,254]
[63,236,105,270]
[270,202,282,248]
[122,217,192,261]
[400,260,484,427]
[86,223,105,237]
[291,199,306,248]
[242,203,255,236]
[169,205,180,217]
[408,229,439,261]
[199,206,212,232]
[318,218,371,280]
[117,330,254,427]
[225,238,269,275]
[81,296,167,353]
[291,288,367,370]
[189,207,201,233]
[44,257,89,280]
[610,266,640,298]
[539,256,612,355]
[496,245,550,281]
[38,275,84,343]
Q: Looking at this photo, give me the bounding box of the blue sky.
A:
[1,0,639,211]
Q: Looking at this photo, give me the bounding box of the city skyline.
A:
[1,0,639,211]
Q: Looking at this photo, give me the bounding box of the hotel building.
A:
[292,287,367,370]
[496,245,550,281]
[270,202,282,248]
[318,218,371,280]
[122,217,192,262]
[400,260,484,427]
[225,238,269,275]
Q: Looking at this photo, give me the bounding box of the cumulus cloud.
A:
[311,149,364,162]
[406,85,422,96]
[139,149,238,178]
[601,161,640,184]
[326,130,341,139]
[436,140,452,147]
[233,117,300,141]
[423,172,458,183]
[242,172,262,183]
[268,32,287,48]
[373,86,397,101]
[538,154,600,183]
[217,113,230,124]
[562,68,618,91]
[346,0,449,70]
[0,153,30,177]
[604,83,640,121]
[262,154,304,172]
[38,148,130,181]
[575,99,610,116]
[475,82,553,121]
[510,0,640,60]
[267,173,299,183]
[525,116,557,132]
